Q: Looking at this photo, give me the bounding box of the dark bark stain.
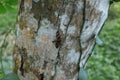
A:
[40,73,44,80]
[43,60,48,68]
[20,54,24,76]
[31,0,41,20]
[13,45,29,76]
[18,0,24,15]
[19,47,27,76]
[13,45,20,74]
[31,0,63,25]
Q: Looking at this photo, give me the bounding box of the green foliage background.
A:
[0,0,18,79]
[0,1,120,80]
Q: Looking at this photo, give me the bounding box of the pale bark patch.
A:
[67,25,76,35]
[76,1,84,12]
[59,14,70,34]
[67,49,80,63]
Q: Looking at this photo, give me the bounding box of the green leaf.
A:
[5,4,15,11]
[3,0,18,5]
[0,72,4,79]
[3,73,20,80]
[0,3,6,14]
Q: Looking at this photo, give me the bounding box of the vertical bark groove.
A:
[78,0,86,68]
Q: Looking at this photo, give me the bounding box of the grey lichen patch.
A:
[17,13,38,40]
[33,18,59,79]
[76,1,84,13]
[25,13,38,32]
[59,13,70,34]
[66,49,80,63]
[18,14,37,33]
[36,18,58,60]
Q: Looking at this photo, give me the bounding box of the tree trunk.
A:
[14,0,110,80]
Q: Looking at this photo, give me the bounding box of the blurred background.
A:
[0,0,120,80]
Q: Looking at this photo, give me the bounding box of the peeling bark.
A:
[14,0,110,80]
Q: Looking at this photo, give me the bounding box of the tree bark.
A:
[14,0,110,80]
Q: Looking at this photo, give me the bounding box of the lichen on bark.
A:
[14,0,110,80]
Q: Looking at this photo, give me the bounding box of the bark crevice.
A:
[53,1,77,79]
[78,0,86,68]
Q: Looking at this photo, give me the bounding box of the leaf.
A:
[3,73,20,80]
[0,0,18,14]
[3,0,18,5]
[0,3,6,14]
[0,72,4,79]
[5,4,15,11]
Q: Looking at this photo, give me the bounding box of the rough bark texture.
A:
[14,0,110,80]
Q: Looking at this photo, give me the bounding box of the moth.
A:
[52,30,63,48]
